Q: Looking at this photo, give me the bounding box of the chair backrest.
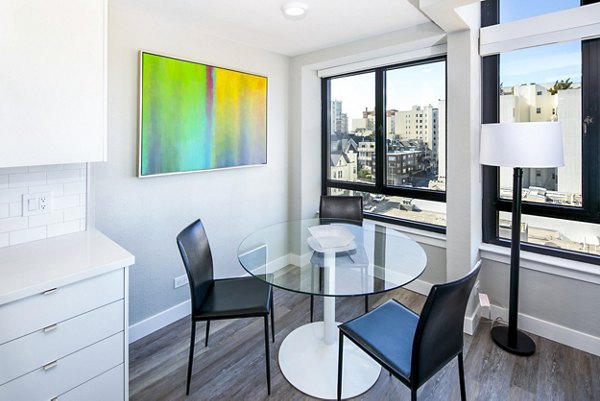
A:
[410,260,482,387]
[319,195,363,224]
[176,219,214,312]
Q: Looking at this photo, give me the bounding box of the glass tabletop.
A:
[238,218,427,297]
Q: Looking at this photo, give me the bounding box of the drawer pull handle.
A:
[43,323,58,333]
[43,288,58,295]
[43,361,58,371]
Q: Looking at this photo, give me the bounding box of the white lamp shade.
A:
[480,122,564,168]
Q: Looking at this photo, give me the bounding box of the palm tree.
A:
[548,78,573,95]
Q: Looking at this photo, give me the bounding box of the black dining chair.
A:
[311,195,366,322]
[337,260,482,401]
[176,219,275,396]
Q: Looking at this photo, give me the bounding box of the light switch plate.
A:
[22,192,51,216]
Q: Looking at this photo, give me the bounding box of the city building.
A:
[393,104,440,164]
[499,82,582,201]
[330,99,348,134]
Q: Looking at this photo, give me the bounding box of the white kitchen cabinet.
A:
[0,0,107,167]
[0,230,134,400]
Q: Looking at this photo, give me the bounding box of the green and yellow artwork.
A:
[139,52,267,176]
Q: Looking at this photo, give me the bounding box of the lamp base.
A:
[491,325,535,356]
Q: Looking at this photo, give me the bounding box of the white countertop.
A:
[0,229,135,305]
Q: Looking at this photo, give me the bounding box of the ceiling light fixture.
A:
[282,2,308,20]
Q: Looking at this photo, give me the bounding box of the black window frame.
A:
[481,0,600,264]
[321,56,448,233]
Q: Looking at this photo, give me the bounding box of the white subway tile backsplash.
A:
[0,217,28,233]
[64,206,85,221]
[28,164,65,173]
[64,163,87,170]
[0,167,27,174]
[53,195,80,210]
[29,211,64,227]
[9,172,47,188]
[10,227,46,245]
[64,181,86,195]
[0,187,26,203]
[28,184,64,197]
[47,220,80,238]
[9,202,21,217]
[0,163,86,247]
[47,169,81,184]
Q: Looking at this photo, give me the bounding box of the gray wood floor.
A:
[129,288,600,401]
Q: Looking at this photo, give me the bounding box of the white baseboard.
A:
[129,300,190,344]
[490,304,600,356]
[464,303,481,336]
[403,278,432,296]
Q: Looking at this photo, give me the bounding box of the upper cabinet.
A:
[0,0,107,167]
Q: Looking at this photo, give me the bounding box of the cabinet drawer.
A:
[0,269,123,345]
[58,364,124,401]
[0,332,123,401]
[0,300,123,385]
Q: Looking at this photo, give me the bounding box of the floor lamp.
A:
[480,121,564,356]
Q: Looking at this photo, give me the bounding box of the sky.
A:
[330,0,582,127]
[500,0,581,87]
[500,0,579,23]
[330,61,445,126]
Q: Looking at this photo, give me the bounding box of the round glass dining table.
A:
[238,218,427,400]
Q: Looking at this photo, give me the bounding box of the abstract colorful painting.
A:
[138,52,267,177]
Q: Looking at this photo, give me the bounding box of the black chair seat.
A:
[194,277,272,319]
[337,261,482,401]
[339,299,418,379]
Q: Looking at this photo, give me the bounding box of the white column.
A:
[323,251,336,345]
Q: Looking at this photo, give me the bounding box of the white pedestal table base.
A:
[278,322,381,400]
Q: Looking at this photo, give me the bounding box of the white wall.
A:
[93,5,290,326]
[480,249,600,355]
[444,11,482,282]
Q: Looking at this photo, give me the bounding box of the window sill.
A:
[479,243,600,285]
[365,217,446,248]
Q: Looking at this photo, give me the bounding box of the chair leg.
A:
[310,294,314,322]
[186,321,196,396]
[264,316,271,395]
[458,352,467,401]
[205,320,210,347]
[270,292,275,343]
[364,295,369,314]
[337,331,344,401]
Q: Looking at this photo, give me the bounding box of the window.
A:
[482,0,600,261]
[500,0,580,23]
[322,57,447,231]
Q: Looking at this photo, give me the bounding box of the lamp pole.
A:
[490,167,536,356]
